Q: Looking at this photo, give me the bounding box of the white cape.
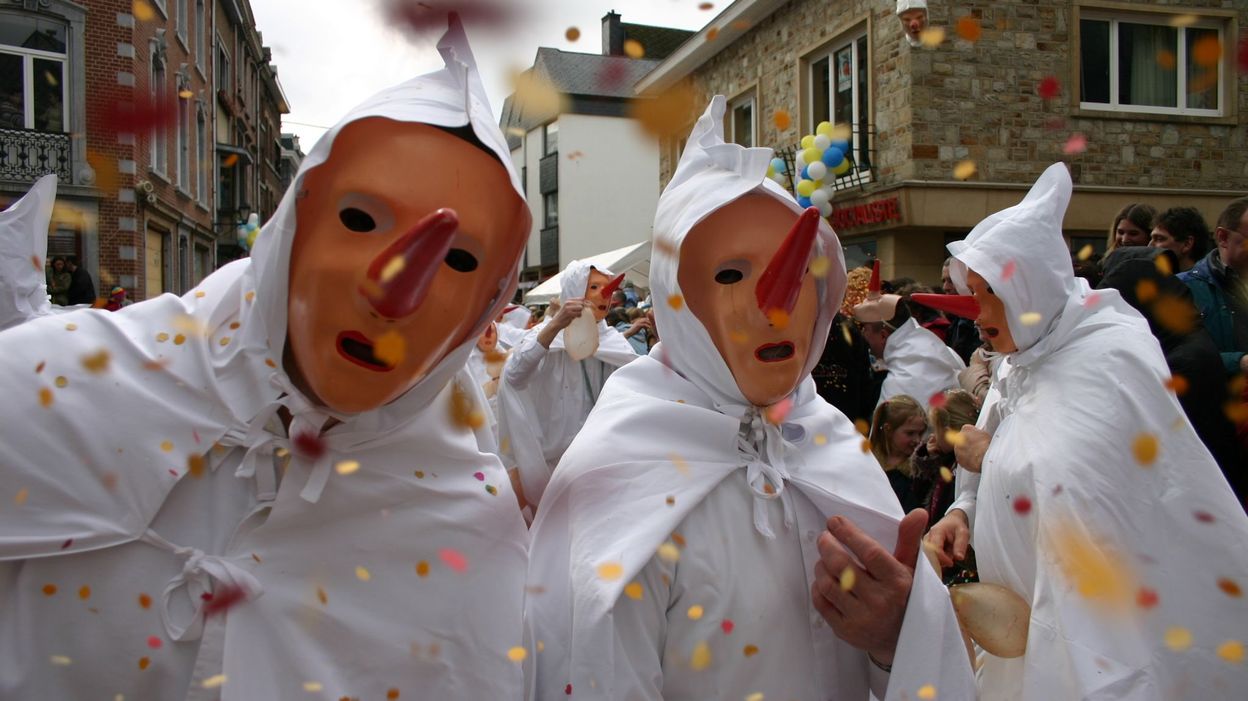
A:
[878,317,966,408]
[0,174,56,330]
[949,163,1248,699]
[526,95,975,701]
[0,16,529,701]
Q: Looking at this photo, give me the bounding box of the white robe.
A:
[526,95,976,701]
[948,163,1248,700]
[878,317,966,409]
[0,17,530,701]
[0,174,56,330]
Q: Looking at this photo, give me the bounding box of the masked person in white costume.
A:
[525,96,975,701]
[497,303,533,348]
[0,16,533,701]
[0,174,65,331]
[896,0,929,48]
[497,260,637,508]
[927,163,1248,700]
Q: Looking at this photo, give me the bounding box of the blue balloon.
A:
[831,139,851,154]
[771,157,787,174]
[821,147,845,168]
[797,196,812,208]
[800,166,811,181]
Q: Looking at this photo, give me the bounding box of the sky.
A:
[249,0,716,153]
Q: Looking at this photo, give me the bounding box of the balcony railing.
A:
[774,122,877,200]
[0,127,72,183]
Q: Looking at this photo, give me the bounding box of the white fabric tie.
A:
[738,411,796,539]
[142,529,264,642]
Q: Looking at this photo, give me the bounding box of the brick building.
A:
[638,0,1247,282]
[0,0,287,302]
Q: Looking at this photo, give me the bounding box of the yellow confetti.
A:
[939,466,954,483]
[918,685,938,700]
[302,682,324,692]
[507,646,528,662]
[814,434,828,446]
[81,349,111,373]
[160,441,174,452]
[201,674,227,689]
[1076,244,1094,262]
[597,562,624,581]
[1154,254,1173,276]
[919,26,946,48]
[186,453,206,478]
[667,294,684,310]
[839,566,856,592]
[56,375,69,388]
[174,334,186,345]
[624,582,644,600]
[1132,433,1159,466]
[65,323,77,331]
[669,453,691,475]
[690,641,712,671]
[335,460,361,476]
[1051,524,1135,610]
[39,387,53,408]
[156,332,169,342]
[380,255,405,283]
[132,1,155,22]
[953,161,977,181]
[1216,640,1245,663]
[1164,626,1192,652]
[743,644,759,657]
[657,542,681,562]
[218,336,231,347]
[1168,14,1198,28]
[623,39,645,59]
[809,256,831,278]
[355,566,371,582]
[1136,279,1158,303]
[745,694,765,701]
[416,561,430,577]
[50,655,72,666]
[687,604,705,620]
[244,291,255,303]
[1018,312,1043,326]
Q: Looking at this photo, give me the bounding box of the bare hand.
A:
[550,298,586,331]
[811,509,927,665]
[923,508,970,569]
[953,425,991,473]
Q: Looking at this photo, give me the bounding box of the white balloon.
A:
[810,188,830,207]
[806,161,828,181]
[795,151,806,169]
[817,201,833,217]
[813,134,831,151]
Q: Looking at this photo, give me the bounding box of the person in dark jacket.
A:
[1100,246,1246,504]
[1177,196,1248,378]
[811,313,882,426]
[65,256,96,306]
[941,257,980,363]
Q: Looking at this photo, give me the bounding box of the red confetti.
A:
[597,60,628,90]
[202,583,248,617]
[60,538,73,550]
[1001,260,1017,281]
[764,397,793,424]
[1013,495,1032,515]
[193,429,201,444]
[473,471,485,481]
[384,0,519,37]
[147,636,163,649]
[1063,132,1088,156]
[721,619,735,634]
[928,392,948,409]
[1238,34,1248,72]
[99,93,177,137]
[565,684,573,695]
[1136,587,1159,609]
[1194,511,1215,523]
[439,548,469,573]
[139,593,152,609]
[293,431,326,461]
[1037,76,1061,99]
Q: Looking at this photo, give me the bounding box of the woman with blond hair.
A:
[910,389,980,530]
[1106,201,1156,250]
[868,394,928,509]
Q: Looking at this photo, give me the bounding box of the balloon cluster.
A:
[793,122,852,217]
[236,213,261,252]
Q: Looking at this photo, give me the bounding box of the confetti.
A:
[706,26,720,41]
[303,682,323,692]
[1012,495,1033,515]
[743,644,759,657]
[79,349,111,373]
[690,641,712,671]
[813,434,828,446]
[1194,510,1215,523]
[384,0,517,36]
[507,646,528,662]
[65,323,77,331]
[667,294,685,310]
[415,561,430,578]
[41,583,57,596]
[355,566,372,582]
[944,429,966,448]
[132,1,155,22]
[1164,627,1192,652]
[316,586,328,605]
[721,619,734,634]
[1154,254,1174,276]
[657,542,681,562]
[293,431,327,461]
[919,26,945,48]
[202,584,247,616]
[201,674,227,689]
[50,654,72,666]
[953,161,977,180]
[187,453,206,478]
[669,453,690,475]
[450,381,486,429]
[439,548,469,573]
[1136,587,1159,609]
[687,605,705,620]
[139,656,150,670]
[510,69,567,120]
[1164,375,1189,396]
[1037,76,1061,99]
[1077,244,1095,261]
[1192,35,1221,67]
[1051,525,1135,609]
[764,398,793,424]
[623,39,645,59]
[809,255,830,278]
[78,586,91,600]
[1132,433,1159,466]
[745,694,764,701]
[1151,294,1197,334]
[174,334,187,345]
[860,438,871,453]
[699,2,714,9]
[1218,578,1242,598]
[39,387,53,408]
[35,360,45,373]
[565,27,580,42]
[156,332,169,342]
[1217,640,1245,664]
[14,487,29,505]
[1156,49,1176,71]
[1063,133,1088,155]
[918,685,937,700]
[597,562,624,581]
[335,460,361,476]
[624,582,644,600]
[387,688,400,700]
[772,110,791,131]
[1018,312,1043,326]
[630,83,698,139]
[139,593,152,609]
[840,566,856,592]
[956,17,982,42]
[939,466,954,483]
[147,635,162,649]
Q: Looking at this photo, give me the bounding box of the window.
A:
[543,121,558,156]
[728,94,755,147]
[807,31,871,174]
[177,87,190,187]
[197,109,209,205]
[543,192,558,227]
[1080,15,1224,116]
[194,0,206,72]
[175,0,187,45]
[150,47,168,174]
[215,37,230,94]
[842,238,877,271]
[0,13,68,132]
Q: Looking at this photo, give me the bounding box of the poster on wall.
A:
[836,48,852,93]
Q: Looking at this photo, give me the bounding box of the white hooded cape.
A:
[525,96,975,701]
[497,258,637,505]
[878,316,966,409]
[0,174,57,330]
[948,163,1248,700]
[498,304,532,348]
[0,17,530,701]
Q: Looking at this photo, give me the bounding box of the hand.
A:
[550,298,586,331]
[925,434,939,454]
[628,318,652,333]
[811,509,927,666]
[923,508,969,569]
[953,425,991,473]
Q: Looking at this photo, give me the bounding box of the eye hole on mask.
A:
[714,259,751,285]
[445,248,479,273]
[339,207,376,232]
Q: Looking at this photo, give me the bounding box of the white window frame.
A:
[194,0,206,74]
[1078,13,1225,117]
[727,93,756,148]
[150,47,168,175]
[804,28,872,189]
[0,40,68,132]
[543,121,558,156]
[175,0,188,46]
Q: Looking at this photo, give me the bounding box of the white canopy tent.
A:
[523,240,651,305]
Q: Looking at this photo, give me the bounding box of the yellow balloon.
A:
[816,121,834,137]
[800,135,815,149]
[796,179,817,197]
[833,158,851,175]
[802,147,822,165]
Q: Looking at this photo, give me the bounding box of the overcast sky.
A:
[249,0,714,152]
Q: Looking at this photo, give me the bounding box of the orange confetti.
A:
[187,453,206,478]
[687,604,704,620]
[1154,254,1174,276]
[953,161,977,180]
[1132,433,1159,465]
[624,582,644,600]
[956,17,982,42]
[78,585,90,600]
[415,561,430,577]
[222,154,240,168]
[699,2,714,9]
[1192,35,1222,68]
[918,685,937,700]
[772,110,791,131]
[375,331,405,368]
[42,583,57,596]
[35,360,45,373]
[667,294,684,310]
[629,83,698,139]
[597,562,624,581]
[138,656,150,670]
[39,387,53,408]
[623,39,645,59]
[860,438,871,453]
[743,644,759,657]
[1164,375,1189,396]
[132,1,155,22]
[387,688,400,700]
[766,308,790,329]
[316,586,328,605]
[706,26,720,41]
[81,349,111,374]
[449,381,485,430]
[1217,640,1245,663]
[139,593,152,609]
[174,334,187,345]
[565,27,580,42]
[1051,524,1135,611]
[1156,49,1176,71]
[1152,295,1197,334]
[1218,578,1243,598]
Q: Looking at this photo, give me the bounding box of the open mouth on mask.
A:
[337,331,392,372]
[754,341,795,363]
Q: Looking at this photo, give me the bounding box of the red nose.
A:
[360,208,459,319]
[600,273,626,301]
[756,207,821,317]
[910,293,981,320]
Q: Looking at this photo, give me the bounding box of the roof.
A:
[620,22,696,60]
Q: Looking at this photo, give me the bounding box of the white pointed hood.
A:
[651,95,847,413]
[0,174,55,330]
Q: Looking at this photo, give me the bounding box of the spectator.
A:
[621,280,639,308]
[1150,206,1210,272]
[868,394,927,510]
[608,307,652,355]
[46,256,70,306]
[1099,246,1245,499]
[941,257,980,363]
[897,282,949,341]
[103,286,129,311]
[910,389,981,531]
[65,256,96,306]
[1071,251,1102,288]
[1178,196,1248,377]
[609,289,627,312]
[1107,202,1156,250]
[812,313,882,426]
